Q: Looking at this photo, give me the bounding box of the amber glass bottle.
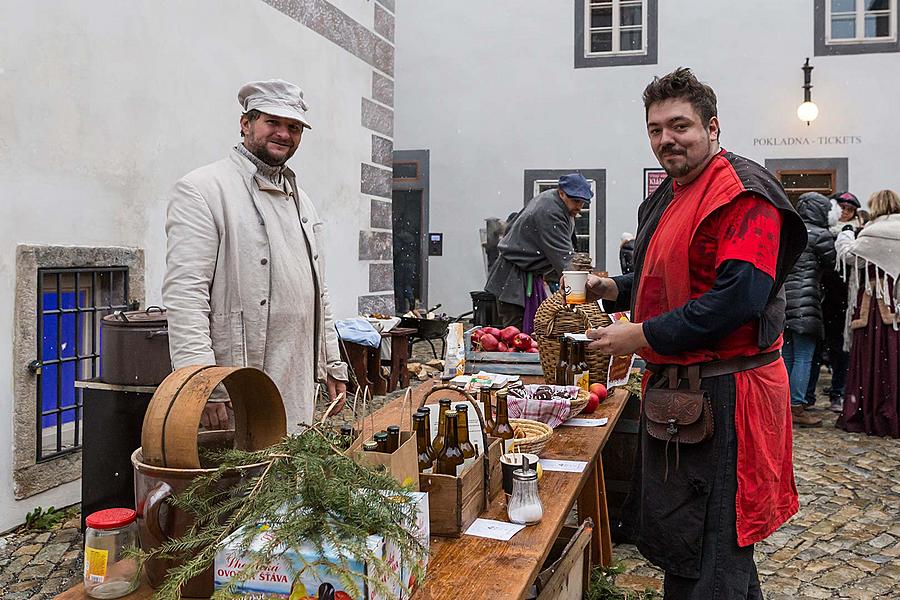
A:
[413,412,433,472]
[417,406,436,461]
[431,398,452,455]
[386,425,401,453]
[573,341,590,391]
[373,431,389,453]
[555,336,570,386]
[455,404,477,459]
[493,390,515,452]
[435,410,465,476]
[480,387,495,434]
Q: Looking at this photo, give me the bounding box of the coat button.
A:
[313,254,319,260]
[261,258,268,265]
[260,299,267,306]
[302,217,309,224]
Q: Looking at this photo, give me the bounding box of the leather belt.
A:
[646,350,780,380]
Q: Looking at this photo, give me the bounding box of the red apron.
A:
[633,154,799,546]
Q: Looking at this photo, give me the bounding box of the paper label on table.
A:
[539,459,588,473]
[564,417,608,427]
[464,518,527,541]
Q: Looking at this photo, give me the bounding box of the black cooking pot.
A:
[100,306,172,386]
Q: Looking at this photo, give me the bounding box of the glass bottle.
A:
[573,341,590,391]
[386,425,401,453]
[507,467,543,525]
[413,412,433,472]
[417,407,436,462]
[374,431,389,453]
[435,410,465,476]
[555,336,570,386]
[431,398,452,455]
[492,390,515,452]
[480,387,495,435]
[455,404,477,459]
[339,425,354,450]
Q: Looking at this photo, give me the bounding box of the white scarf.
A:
[837,213,900,347]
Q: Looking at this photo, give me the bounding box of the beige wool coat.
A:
[162,150,347,427]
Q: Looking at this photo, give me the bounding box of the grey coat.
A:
[485,189,575,306]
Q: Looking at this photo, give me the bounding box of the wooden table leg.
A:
[392,334,411,390]
[596,456,613,567]
[368,345,388,396]
[578,462,604,567]
[342,342,370,392]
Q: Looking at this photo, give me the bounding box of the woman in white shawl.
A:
[835,189,900,437]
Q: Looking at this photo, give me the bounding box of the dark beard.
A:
[659,138,712,179]
[247,143,287,166]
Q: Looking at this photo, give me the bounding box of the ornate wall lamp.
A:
[796,57,819,125]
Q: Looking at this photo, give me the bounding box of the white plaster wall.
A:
[0,0,376,531]
[395,0,900,315]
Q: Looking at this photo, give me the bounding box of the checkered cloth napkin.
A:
[506,385,579,428]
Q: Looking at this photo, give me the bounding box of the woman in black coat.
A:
[784,192,837,427]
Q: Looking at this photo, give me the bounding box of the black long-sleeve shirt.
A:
[610,259,774,356]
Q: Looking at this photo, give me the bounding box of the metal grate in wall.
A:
[32,267,130,461]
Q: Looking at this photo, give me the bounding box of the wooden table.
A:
[58,378,629,600]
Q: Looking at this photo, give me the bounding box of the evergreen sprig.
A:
[139,423,426,599]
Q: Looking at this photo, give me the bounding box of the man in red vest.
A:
[585,69,806,598]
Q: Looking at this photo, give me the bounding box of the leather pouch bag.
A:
[644,366,713,445]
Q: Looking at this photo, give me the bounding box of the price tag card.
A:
[563,417,609,427]
[464,518,526,541]
[539,459,588,473]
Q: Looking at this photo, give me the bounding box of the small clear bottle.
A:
[83,508,140,598]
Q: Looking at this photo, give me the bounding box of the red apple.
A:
[479,333,499,351]
[589,383,608,402]
[482,327,501,337]
[499,326,521,344]
[497,341,509,352]
[530,339,539,349]
[583,392,600,414]
[512,333,533,351]
[526,347,539,353]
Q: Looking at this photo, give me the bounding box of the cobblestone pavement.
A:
[614,369,900,599]
[4,364,898,599]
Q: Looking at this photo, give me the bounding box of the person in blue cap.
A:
[484,173,593,333]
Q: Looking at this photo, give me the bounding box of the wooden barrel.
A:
[141,365,287,469]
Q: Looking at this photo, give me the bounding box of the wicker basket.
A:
[532,292,612,387]
[569,388,590,418]
[508,418,553,455]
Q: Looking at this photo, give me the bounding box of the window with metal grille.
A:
[34,267,130,461]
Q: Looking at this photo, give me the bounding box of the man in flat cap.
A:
[163,79,348,431]
[485,173,592,333]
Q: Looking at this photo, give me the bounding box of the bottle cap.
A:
[445,409,458,418]
[387,425,401,434]
[455,404,468,412]
[86,508,136,530]
[362,441,379,451]
[374,432,388,441]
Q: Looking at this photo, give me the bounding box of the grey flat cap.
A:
[238,79,312,129]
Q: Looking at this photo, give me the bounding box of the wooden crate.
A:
[464,327,543,375]
[530,521,593,600]
[419,436,503,538]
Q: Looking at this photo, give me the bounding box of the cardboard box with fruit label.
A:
[214,492,429,600]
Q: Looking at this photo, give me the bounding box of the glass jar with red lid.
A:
[83,508,140,598]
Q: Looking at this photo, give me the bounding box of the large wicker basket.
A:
[532,292,612,387]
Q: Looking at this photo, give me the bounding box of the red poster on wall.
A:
[644,168,667,199]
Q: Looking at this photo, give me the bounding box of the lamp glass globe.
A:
[797,101,819,122]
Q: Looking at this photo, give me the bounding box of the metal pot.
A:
[100,306,171,386]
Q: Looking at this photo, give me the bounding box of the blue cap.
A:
[558,173,593,204]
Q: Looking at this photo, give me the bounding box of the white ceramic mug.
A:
[562,270,588,304]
